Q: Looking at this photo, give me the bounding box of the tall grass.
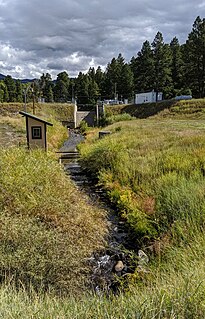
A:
[2,106,205,317]
[1,232,205,318]
[79,119,205,243]
[0,147,107,294]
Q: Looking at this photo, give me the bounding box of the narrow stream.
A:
[59,130,148,294]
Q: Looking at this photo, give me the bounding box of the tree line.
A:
[0,16,205,105]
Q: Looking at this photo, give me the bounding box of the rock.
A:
[114,260,124,272]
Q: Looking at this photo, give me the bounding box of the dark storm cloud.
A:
[0,0,204,78]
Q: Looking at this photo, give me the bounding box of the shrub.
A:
[100,113,135,127]
[78,120,89,134]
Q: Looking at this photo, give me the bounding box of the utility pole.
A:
[23,88,27,112]
[23,85,30,112]
[32,82,35,115]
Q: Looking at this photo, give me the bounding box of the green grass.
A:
[1,102,205,317]
[79,118,205,243]
[106,98,205,119]
[0,102,74,121]
[1,237,205,319]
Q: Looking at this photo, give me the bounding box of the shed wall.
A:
[27,118,46,149]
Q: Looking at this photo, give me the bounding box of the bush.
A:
[78,120,89,134]
[100,113,135,127]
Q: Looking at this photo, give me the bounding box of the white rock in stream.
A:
[114,260,124,272]
[97,255,110,267]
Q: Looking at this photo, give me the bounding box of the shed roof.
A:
[19,111,53,126]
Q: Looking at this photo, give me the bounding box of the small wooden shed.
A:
[19,111,53,150]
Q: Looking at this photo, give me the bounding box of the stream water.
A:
[59,130,148,294]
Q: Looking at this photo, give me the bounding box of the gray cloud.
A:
[0,0,204,79]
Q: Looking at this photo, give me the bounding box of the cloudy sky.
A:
[0,0,204,79]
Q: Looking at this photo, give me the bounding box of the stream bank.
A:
[59,130,149,294]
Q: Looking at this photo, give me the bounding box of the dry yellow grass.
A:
[0,147,108,294]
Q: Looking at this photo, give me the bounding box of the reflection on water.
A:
[0,123,25,147]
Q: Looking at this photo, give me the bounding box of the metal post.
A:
[114,82,117,100]
[24,89,27,112]
[31,83,35,115]
[96,104,99,127]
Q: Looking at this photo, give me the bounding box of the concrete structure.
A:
[135,91,163,104]
[74,103,105,128]
[19,111,53,150]
[76,111,96,127]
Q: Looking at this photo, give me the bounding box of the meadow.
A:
[1,101,205,317]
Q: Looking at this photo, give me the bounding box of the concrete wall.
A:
[76,111,96,127]
[61,121,76,129]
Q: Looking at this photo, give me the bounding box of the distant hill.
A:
[0,73,5,80]
[0,73,35,83]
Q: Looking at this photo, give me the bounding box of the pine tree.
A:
[38,73,54,102]
[133,40,155,93]
[184,16,205,98]
[152,32,172,99]
[4,75,16,102]
[75,72,90,104]
[170,37,184,96]
[95,66,105,99]
[87,67,100,103]
[120,63,134,100]
[87,67,95,81]
[0,81,8,102]
[88,78,100,104]
[104,53,127,100]
[16,80,23,103]
[104,57,119,99]
[54,72,70,102]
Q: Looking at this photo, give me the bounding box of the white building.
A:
[135,91,163,104]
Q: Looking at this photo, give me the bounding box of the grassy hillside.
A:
[105,98,205,119]
[0,102,74,149]
[0,102,74,120]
